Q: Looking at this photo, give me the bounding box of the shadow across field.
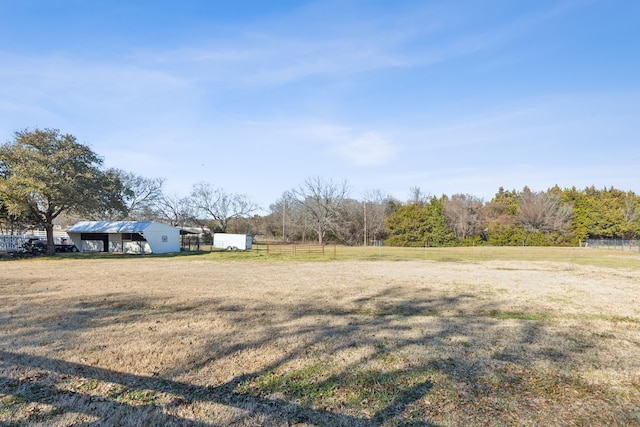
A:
[0,289,454,425]
[2,349,429,426]
[1,272,638,425]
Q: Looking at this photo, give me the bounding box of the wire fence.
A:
[585,238,640,252]
[259,243,334,256]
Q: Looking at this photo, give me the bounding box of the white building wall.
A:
[82,240,104,252]
[66,232,82,250]
[143,223,181,254]
[109,234,123,252]
[123,241,152,254]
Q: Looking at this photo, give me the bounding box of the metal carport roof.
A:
[66,221,154,234]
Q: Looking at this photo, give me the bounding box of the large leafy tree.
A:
[568,186,639,240]
[483,188,529,245]
[385,196,455,247]
[0,194,28,234]
[0,128,126,254]
[384,203,429,246]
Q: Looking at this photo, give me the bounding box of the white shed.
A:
[66,221,181,254]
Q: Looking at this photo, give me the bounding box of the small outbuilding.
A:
[66,221,181,254]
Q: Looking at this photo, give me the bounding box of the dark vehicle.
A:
[24,238,79,254]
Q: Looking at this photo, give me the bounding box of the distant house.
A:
[66,221,181,254]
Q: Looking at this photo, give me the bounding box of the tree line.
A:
[1,129,638,254]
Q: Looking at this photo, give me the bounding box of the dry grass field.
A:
[1,248,639,426]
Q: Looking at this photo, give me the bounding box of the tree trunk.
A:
[45,221,56,256]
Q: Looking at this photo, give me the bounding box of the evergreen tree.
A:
[385,196,455,247]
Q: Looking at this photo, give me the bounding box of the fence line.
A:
[259,243,335,256]
[585,238,640,252]
[0,235,36,252]
[0,233,73,252]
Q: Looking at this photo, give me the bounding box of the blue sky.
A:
[1,0,639,210]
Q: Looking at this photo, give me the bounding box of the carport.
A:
[66,221,182,254]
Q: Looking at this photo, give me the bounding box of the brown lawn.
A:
[1,254,639,426]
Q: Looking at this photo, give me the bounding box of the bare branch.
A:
[292,176,349,244]
[191,182,258,232]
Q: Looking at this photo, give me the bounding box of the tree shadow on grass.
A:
[1,282,635,425]
[0,350,436,426]
[0,288,459,425]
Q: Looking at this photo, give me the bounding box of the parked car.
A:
[24,238,79,254]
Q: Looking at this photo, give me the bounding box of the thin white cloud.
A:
[129,0,594,87]
[1,53,187,92]
[132,33,413,86]
[283,121,397,166]
[0,52,199,138]
[335,132,395,166]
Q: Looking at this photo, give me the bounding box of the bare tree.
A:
[333,198,363,245]
[444,194,484,241]
[623,191,639,239]
[324,190,394,246]
[292,176,349,245]
[269,191,295,241]
[363,189,394,245]
[408,186,429,207]
[284,195,313,242]
[155,193,195,227]
[624,192,638,223]
[115,170,165,220]
[191,182,258,232]
[517,188,573,236]
[226,214,264,235]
